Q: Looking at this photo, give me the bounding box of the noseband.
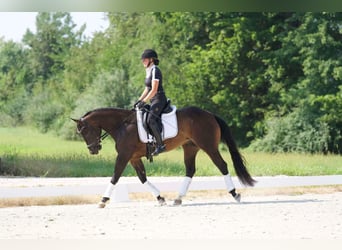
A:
[86,132,109,149]
[77,119,109,150]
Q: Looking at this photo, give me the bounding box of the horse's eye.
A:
[77,124,86,134]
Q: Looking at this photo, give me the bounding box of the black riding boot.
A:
[150,123,166,156]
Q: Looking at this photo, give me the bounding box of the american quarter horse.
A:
[72,106,256,208]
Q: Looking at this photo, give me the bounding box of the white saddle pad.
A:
[137,105,178,143]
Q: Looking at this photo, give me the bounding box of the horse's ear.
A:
[70,118,79,123]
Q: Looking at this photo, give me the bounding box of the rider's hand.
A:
[133,100,142,109]
[136,101,146,109]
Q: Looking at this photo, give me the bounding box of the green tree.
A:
[160,13,274,145]
[23,12,84,82]
[0,39,30,125]
[251,13,342,153]
[21,12,85,133]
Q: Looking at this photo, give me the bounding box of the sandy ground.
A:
[0,192,341,239]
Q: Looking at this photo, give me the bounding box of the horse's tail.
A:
[214,115,256,186]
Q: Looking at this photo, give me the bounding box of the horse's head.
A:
[72,118,102,155]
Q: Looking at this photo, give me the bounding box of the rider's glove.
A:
[133,100,142,109]
[136,101,146,109]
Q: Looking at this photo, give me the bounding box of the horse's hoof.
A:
[234,193,241,203]
[173,199,182,206]
[157,196,166,206]
[98,197,109,208]
[98,202,106,208]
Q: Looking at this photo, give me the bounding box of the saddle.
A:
[136,100,178,161]
[141,99,173,134]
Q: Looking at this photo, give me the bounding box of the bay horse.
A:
[72,106,256,208]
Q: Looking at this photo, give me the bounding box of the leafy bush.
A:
[0,112,16,127]
[24,90,65,133]
[250,108,331,153]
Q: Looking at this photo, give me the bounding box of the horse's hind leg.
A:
[174,142,200,205]
[205,149,241,202]
[130,158,166,205]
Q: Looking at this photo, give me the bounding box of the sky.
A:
[0,12,109,42]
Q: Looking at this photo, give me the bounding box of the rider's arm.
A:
[142,79,159,103]
[138,87,149,101]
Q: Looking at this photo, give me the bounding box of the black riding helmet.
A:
[141,49,159,65]
[141,49,158,59]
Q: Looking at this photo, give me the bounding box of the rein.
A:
[100,131,109,141]
[80,109,136,149]
[86,131,109,149]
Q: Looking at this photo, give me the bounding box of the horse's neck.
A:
[91,108,133,133]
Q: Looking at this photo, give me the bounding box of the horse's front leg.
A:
[174,143,199,205]
[131,158,166,206]
[98,154,129,208]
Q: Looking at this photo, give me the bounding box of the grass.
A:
[0,127,115,177]
[241,152,342,176]
[0,127,341,177]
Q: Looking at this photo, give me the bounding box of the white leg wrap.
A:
[103,183,115,198]
[224,174,235,192]
[179,176,192,197]
[144,181,160,197]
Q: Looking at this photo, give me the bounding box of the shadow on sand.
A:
[177,198,322,207]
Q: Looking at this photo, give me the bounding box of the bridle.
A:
[75,109,136,152]
[86,132,109,150]
[77,118,109,150]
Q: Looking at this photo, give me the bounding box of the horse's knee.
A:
[220,166,229,176]
[131,160,147,183]
[186,166,196,177]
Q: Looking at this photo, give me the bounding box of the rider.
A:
[134,49,167,156]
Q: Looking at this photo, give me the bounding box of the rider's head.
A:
[141,49,159,67]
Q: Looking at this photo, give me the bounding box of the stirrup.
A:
[152,145,166,156]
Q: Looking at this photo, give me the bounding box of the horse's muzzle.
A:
[89,144,102,155]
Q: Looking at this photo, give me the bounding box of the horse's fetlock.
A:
[101,197,110,203]
[157,195,166,205]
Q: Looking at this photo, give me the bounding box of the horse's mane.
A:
[81,107,132,118]
[81,107,136,124]
[81,110,93,118]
